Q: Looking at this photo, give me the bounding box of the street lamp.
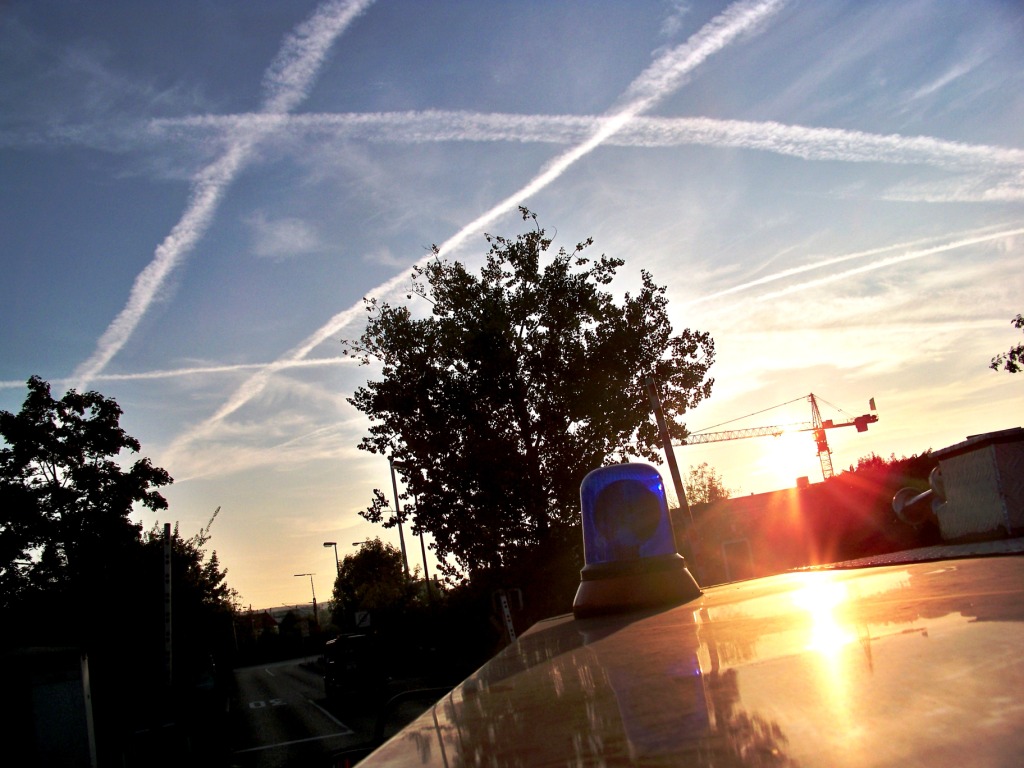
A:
[293,573,319,626]
[323,541,339,573]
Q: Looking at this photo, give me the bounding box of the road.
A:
[228,657,374,768]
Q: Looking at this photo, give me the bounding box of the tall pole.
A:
[323,541,340,573]
[391,460,432,598]
[645,377,692,526]
[294,573,319,626]
[309,574,318,626]
[389,458,410,577]
[163,522,173,688]
[414,497,433,602]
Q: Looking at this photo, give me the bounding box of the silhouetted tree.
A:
[845,451,934,481]
[0,377,239,763]
[330,538,417,629]
[345,209,715,581]
[685,462,732,506]
[990,313,1024,373]
[0,375,171,626]
[142,510,238,682]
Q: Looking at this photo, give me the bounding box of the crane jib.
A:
[676,394,879,481]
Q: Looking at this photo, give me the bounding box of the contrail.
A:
[683,223,1015,306]
[69,0,375,390]
[149,111,1024,177]
[432,0,786,261]
[70,141,255,390]
[0,356,355,392]
[12,220,1010,403]
[161,0,788,466]
[744,227,1024,304]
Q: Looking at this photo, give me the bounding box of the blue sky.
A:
[2,0,1022,609]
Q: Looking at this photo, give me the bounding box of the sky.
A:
[2,0,1022,611]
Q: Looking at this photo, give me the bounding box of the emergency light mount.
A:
[573,463,702,619]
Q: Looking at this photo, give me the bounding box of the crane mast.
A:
[681,393,878,481]
[809,393,833,479]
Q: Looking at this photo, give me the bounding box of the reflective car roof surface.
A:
[361,546,1024,766]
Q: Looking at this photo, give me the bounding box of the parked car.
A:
[323,633,382,707]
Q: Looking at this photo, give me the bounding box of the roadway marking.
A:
[233,729,356,754]
[307,697,348,727]
[235,695,355,754]
[247,698,286,709]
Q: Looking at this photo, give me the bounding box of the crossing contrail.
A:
[149,110,1024,176]
[143,111,1024,205]
[161,0,789,467]
[70,0,375,391]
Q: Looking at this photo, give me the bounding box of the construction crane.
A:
[680,393,878,481]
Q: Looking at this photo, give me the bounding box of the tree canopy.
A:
[345,209,715,580]
[684,462,732,506]
[1,377,237,759]
[329,538,418,629]
[0,376,236,636]
[146,510,237,614]
[990,313,1024,374]
[0,375,172,611]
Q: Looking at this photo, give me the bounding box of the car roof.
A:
[360,544,1024,766]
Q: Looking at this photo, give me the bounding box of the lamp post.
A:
[293,573,319,626]
[323,541,339,573]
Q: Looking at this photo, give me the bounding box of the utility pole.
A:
[294,573,319,626]
[389,458,410,577]
[390,459,433,597]
[644,377,692,526]
[163,523,173,688]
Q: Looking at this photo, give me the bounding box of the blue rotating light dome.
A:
[573,464,702,618]
[580,463,676,565]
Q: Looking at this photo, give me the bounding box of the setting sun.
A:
[755,431,820,490]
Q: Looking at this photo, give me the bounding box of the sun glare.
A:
[792,576,856,656]
[756,431,817,490]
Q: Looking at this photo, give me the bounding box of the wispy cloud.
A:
[361,246,406,268]
[162,0,788,468]
[658,0,694,39]
[69,0,375,391]
[170,410,364,483]
[247,211,324,260]
[912,50,987,100]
